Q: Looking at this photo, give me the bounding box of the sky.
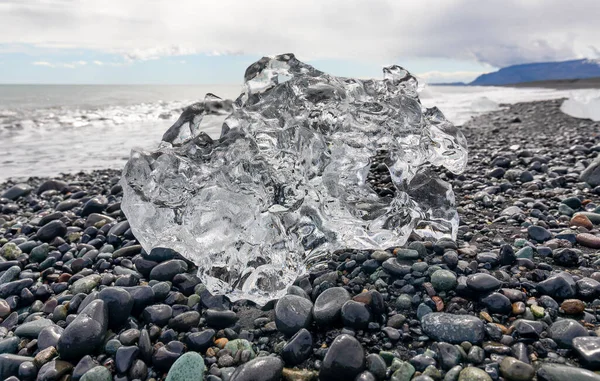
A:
[0,0,598,85]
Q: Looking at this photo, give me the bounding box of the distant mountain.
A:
[469,59,600,86]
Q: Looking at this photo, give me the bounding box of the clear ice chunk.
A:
[121,53,468,305]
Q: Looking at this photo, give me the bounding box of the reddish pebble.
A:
[571,214,594,230]
[561,299,586,315]
[576,233,600,249]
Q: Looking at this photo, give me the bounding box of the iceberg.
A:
[121,53,468,304]
[561,92,600,122]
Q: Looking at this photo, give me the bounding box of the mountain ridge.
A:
[468,58,600,86]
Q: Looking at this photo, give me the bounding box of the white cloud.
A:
[3,0,599,68]
[31,60,88,68]
[417,70,489,84]
[93,60,103,65]
[32,61,53,67]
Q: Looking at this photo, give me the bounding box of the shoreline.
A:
[2,99,600,380]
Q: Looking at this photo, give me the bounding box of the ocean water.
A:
[0,84,597,181]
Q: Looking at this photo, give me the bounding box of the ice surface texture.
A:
[121,54,468,304]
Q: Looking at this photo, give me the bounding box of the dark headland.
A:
[2,99,600,380]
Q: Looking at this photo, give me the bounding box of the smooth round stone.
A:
[152,341,185,371]
[0,267,20,286]
[18,361,37,381]
[37,360,73,381]
[576,278,600,299]
[80,366,112,381]
[186,329,215,352]
[229,356,284,381]
[57,300,108,360]
[382,258,411,277]
[149,260,188,282]
[281,328,312,366]
[151,282,171,300]
[536,363,600,381]
[36,180,67,195]
[204,309,238,329]
[128,359,148,380]
[97,287,134,329]
[573,336,600,370]
[537,273,576,299]
[1,184,31,200]
[549,319,589,348]
[143,304,172,326]
[421,313,485,344]
[390,360,415,381]
[341,300,371,329]
[275,295,313,336]
[115,346,138,374]
[313,287,351,326]
[14,319,54,339]
[147,247,178,262]
[164,352,206,381]
[436,342,462,369]
[70,275,101,295]
[366,354,387,379]
[356,371,377,381]
[0,337,20,355]
[481,293,512,314]
[123,286,155,315]
[72,355,96,380]
[105,339,122,356]
[395,248,419,260]
[118,329,140,346]
[319,334,365,381]
[499,356,534,381]
[561,299,586,315]
[527,225,552,242]
[459,366,492,381]
[430,270,458,292]
[576,233,600,249]
[169,311,200,331]
[37,325,63,351]
[36,220,67,242]
[466,273,501,293]
[0,243,21,260]
[224,339,255,359]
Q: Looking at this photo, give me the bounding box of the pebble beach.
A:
[2,98,600,381]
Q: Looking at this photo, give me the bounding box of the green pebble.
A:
[1,242,21,260]
[558,204,575,217]
[396,294,412,310]
[30,243,49,263]
[80,366,113,381]
[458,366,492,381]
[187,294,200,308]
[379,351,395,365]
[395,248,419,260]
[516,247,533,260]
[224,339,255,359]
[562,197,582,210]
[514,238,528,248]
[165,352,206,381]
[531,305,545,318]
[390,360,415,381]
[430,269,457,291]
[70,274,101,294]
